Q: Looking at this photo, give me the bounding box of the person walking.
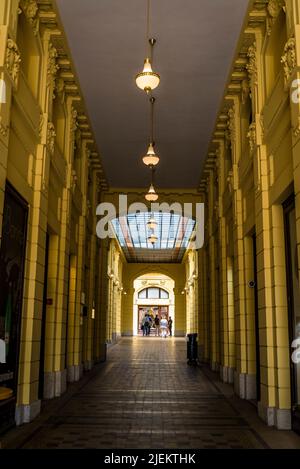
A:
[146,314,152,336]
[142,314,148,337]
[160,315,168,338]
[154,314,160,336]
[168,316,173,337]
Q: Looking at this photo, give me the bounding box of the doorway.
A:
[138,306,169,336]
[284,196,300,433]
[0,183,28,432]
[133,274,175,336]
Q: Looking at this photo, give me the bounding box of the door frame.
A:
[38,232,50,399]
[0,182,28,432]
[283,194,300,433]
[252,233,261,402]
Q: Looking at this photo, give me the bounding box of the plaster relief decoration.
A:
[0,116,9,138]
[281,37,296,90]
[267,0,286,21]
[72,169,78,193]
[47,44,59,90]
[19,0,39,36]
[5,38,21,89]
[227,170,234,194]
[247,122,257,153]
[246,43,257,96]
[227,108,236,147]
[55,77,65,102]
[214,201,219,220]
[47,122,56,156]
[241,79,250,104]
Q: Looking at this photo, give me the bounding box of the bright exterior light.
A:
[145,184,158,202]
[136,58,160,93]
[143,143,160,166]
[147,216,157,230]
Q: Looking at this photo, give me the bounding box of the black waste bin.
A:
[187,333,198,365]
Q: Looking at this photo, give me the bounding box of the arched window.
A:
[138,288,169,300]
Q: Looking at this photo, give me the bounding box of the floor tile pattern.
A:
[17,338,269,449]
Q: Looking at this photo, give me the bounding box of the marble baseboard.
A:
[15,399,41,426]
[258,402,292,430]
[234,371,257,400]
[44,369,67,399]
[67,364,83,383]
[220,365,234,384]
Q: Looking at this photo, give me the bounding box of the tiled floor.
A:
[2,337,300,449]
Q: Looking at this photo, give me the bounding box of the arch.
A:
[132,272,175,336]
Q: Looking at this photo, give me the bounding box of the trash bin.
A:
[187,333,198,365]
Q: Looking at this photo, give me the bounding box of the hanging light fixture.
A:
[145,165,159,202]
[143,96,160,167]
[136,0,160,93]
[147,213,157,230]
[148,232,158,245]
[145,183,158,202]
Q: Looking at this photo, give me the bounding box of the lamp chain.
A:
[146,0,151,56]
[150,96,155,144]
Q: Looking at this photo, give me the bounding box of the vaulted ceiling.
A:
[56,0,249,189]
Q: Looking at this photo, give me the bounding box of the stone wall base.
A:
[84,360,94,372]
[220,365,234,384]
[234,371,257,400]
[15,399,41,426]
[67,364,83,383]
[210,361,219,372]
[44,369,67,399]
[258,402,292,430]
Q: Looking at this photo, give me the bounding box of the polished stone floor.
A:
[2,338,300,449]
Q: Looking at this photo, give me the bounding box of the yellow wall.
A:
[0,0,107,425]
[198,0,300,430]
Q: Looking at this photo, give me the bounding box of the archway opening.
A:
[133,273,175,337]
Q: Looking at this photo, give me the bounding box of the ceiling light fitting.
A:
[148,232,158,245]
[147,214,157,230]
[145,167,158,202]
[136,0,160,93]
[143,96,160,167]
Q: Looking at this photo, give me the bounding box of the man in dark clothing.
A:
[168,317,173,336]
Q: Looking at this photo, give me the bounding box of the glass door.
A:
[284,196,300,433]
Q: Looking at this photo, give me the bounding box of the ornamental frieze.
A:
[247,122,256,154]
[47,122,56,155]
[281,37,296,89]
[19,0,39,35]
[47,44,59,89]
[267,0,285,19]
[246,43,257,93]
[5,38,21,88]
